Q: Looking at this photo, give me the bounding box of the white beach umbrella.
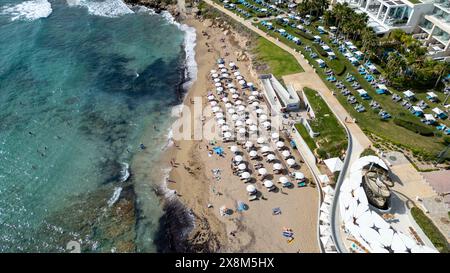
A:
[372,212,390,230]
[294,172,305,180]
[273,163,283,170]
[259,114,268,121]
[258,168,267,176]
[210,69,217,74]
[263,121,271,128]
[239,80,246,85]
[287,158,296,166]
[224,102,231,108]
[232,94,239,99]
[252,91,259,96]
[257,137,265,144]
[207,95,215,101]
[233,71,240,76]
[246,184,256,193]
[241,172,250,179]
[238,127,246,134]
[236,75,243,80]
[360,226,383,246]
[279,176,289,184]
[256,108,263,114]
[221,125,230,131]
[245,141,253,148]
[234,155,243,162]
[216,87,224,92]
[214,78,220,83]
[398,232,417,250]
[238,105,246,112]
[261,146,271,153]
[222,97,229,102]
[210,101,218,106]
[249,125,258,132]
[230,145,238,153]
[227,83,235,88]
[263,180,274,188]
[212,106,220,113]
[235,100,242,105]
[235,120,244,127]
[221,73,229,78]
[276,141,285,148]
[282,150,291,158]
[272,132,279,139]
[245,119,254,125]
[238,163,246,170]
[247,82,254,88]
[217,119,225,125]
[218,64,225,68]
[215,82,222,87]
[267,154,276,161]
[248,95,256,101]
[215,113,224,119]
[223,132,232,139]
[320,203,330,214]
[229,62,236,68]
[211,73,219,78]
[220,68,227,73]
[228,108,235,114]
[249,150,258,158]
[229,88,237,94]
[231,114,239,121]
[252,101,259,107]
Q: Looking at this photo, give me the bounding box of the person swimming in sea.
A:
[140,143,146,150]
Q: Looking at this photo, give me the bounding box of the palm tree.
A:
[361,27,378,62]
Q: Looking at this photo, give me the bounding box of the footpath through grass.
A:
[253,36,304,79]
[411,207,449,253]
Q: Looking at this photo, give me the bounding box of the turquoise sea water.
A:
[0,0,192,252]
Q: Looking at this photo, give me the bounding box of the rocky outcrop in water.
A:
[124,0,179,15]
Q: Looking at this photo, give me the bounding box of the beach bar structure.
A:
[259,74,300,113]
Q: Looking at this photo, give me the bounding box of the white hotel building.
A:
[333,0,450,60]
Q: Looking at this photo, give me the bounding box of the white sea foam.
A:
[1,0,52,21]
[66,0,134,17]
[160,11,198,91]
[119,162,130,182]
[107,187,123,207]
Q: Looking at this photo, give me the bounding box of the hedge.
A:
[295,30,314,40]
[314,44,328,57]
[327,59,346,76]
[393,118,434,136]
[411,207,449,253]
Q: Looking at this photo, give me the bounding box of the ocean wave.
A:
[119,162,130,182]
[160,11,198,91]
[66,0,134,17]
[1,0,52,21]
[107,187,122,207]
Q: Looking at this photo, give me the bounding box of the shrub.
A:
[443,136,450,145]
[295,30,314,40]
[327,59,346,76]
[411,207,449,253]
[361,148,377,157]
[393,118,434,136]
[316,148,327,159]
[314,44,328,57]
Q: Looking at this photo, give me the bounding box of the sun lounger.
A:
[248,195,258,201]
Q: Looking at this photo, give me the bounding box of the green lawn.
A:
[294,123,317,151]
[253,36,304,79]
[303,87,348,158]
[411,207,449,253]
[258,19,448,161]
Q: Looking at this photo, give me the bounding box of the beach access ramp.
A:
[259,74,300,113]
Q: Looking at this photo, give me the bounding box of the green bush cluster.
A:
[327,59,346,75]
[314,44,328,57]
[393,118,434,136]
[295,30,314,40]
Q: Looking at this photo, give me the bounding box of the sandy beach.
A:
[164,13,320,253]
